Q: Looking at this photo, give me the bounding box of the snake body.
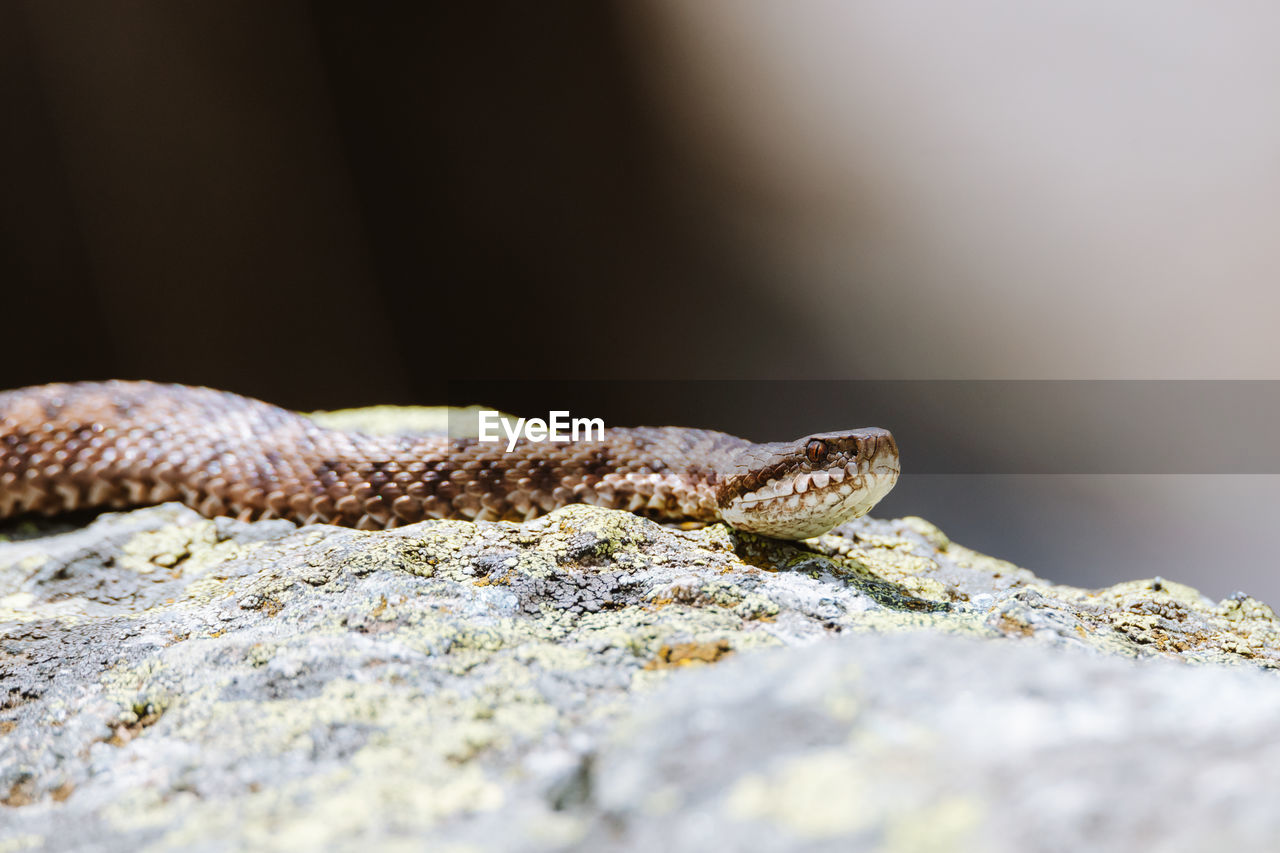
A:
[0,382,899,539]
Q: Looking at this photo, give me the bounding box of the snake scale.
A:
[0,381,899,539]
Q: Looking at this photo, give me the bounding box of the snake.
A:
[0,381,900,539]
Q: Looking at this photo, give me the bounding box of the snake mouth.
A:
[719,433,900,539]
[734,452,898,507]
[734,461,859,506]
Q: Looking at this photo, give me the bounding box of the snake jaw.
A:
[717,428,900,539]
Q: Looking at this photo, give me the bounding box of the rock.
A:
[2,500,1280,851]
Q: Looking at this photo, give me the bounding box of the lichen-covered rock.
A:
[2,497,1279,851]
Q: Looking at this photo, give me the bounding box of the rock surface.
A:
[3,490,1280,850]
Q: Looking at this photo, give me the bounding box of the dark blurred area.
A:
[3,2,1279,600]
[0,1,797,407]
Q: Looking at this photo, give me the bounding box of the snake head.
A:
[716,428,900,539]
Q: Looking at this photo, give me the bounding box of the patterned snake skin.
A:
[0,382,899,539]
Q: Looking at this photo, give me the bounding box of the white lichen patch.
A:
[725,749,873,838]
[119,520,239,575]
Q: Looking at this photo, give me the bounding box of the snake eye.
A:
[805,439,828,466]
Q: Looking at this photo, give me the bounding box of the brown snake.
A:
[0,382,899,539]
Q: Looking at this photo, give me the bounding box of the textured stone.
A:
[2,492,1279,851]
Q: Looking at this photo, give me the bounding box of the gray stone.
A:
[2,500,1278,851]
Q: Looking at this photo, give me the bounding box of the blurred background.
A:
[3,2,1279,599]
